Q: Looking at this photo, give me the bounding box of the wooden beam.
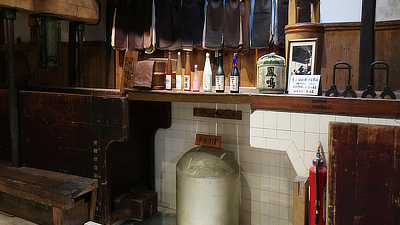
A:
[0,0,99,25]
[358,0,376,90]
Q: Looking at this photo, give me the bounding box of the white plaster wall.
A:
[320,0,400,23]
[154,102,400,225]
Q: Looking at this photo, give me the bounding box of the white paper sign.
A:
[288,75,321,95]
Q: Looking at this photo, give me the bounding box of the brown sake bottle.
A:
[184,52,191,91]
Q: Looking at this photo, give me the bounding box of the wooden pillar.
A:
[358,0,376,90]
[3,8,20,167]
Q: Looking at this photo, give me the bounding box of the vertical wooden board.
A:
[333,31,349,90]
[345,30,360,90]
[329,123,400,225]
[354,124,396,224]
[328,122,358,224]
[120,51,139,92]
[394,128,400,223]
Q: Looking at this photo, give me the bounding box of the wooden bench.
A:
[0,161,98,225]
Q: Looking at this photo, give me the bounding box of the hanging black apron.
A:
[224,0,240,49]
[203,0,224,49]
[251,0,271,48]
[181,0,205,47]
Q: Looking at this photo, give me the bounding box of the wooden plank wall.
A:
[321,21,400,91]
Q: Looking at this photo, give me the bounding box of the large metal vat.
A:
[176,146,239,225]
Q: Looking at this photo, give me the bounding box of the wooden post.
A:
[358,0,376,90]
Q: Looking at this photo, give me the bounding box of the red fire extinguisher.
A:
[309,142,327,225]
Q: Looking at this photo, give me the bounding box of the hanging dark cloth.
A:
[113,0,152,51]
[240,0,251,52]
[127,0,152,51]
[155,0,173,49]
[169,0,182,50]
[275,0,288,46]
[203,0,224,49]
[113,0,128,50]
[181,0,205,47]
[224,0,240,49]
[251,0,271,48]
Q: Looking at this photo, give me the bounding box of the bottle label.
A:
[203,76,211,91]
[230,76,239,92]
[216,75,224,91]
[184,75,191,90]
[193,82,199,91]
[166,75,172,90]
[176,75,182,90]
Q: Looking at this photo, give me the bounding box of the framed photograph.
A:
[287,38,318,90]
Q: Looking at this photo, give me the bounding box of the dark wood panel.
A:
[251,94,400,118]
[19,91,93,123]
[328,123,400,224]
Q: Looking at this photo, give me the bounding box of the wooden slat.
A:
[0,0,99,25]
[328,123,400,224]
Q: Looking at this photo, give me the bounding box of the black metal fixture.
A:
[34,14,62,70]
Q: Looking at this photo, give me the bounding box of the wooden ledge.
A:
[126,87,253,105]
[127,87,400,118]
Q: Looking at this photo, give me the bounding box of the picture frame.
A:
[287,38,318,90]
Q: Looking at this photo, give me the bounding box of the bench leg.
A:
[89,189,98,221]
[53,207,63,225]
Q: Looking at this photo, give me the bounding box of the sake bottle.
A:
[184,52,191,91]
[203,53,212,92]
[230,53,240,93]
[193,65,199,92]
[215,50,225,93]
[176,52,183,91]
[166,52,172,90]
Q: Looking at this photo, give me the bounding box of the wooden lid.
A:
[285,23,326,34]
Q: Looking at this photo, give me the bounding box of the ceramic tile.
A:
[261,177,270,191]
[270,178,280,192]
[336,115,352,123]
[250,137,266,148]
[279,206,290,220]
[369,117,386,125]
[263,111,277,129]
[386,119,400,126]
[252,151,261,164]
[269,204,279,218]
[241,210,251,224]
[290,113,305,132]
[261,152,271,166]
[280,153,290,169]
[260,214,269,223]
[305,114,320,133]
[260,202,270,216]
[264,128,277,139]
[270,153,281,167]
[270,216,279,224]
[250,110,264,128]
[250,127,264,138]
[304,133,320,152]
[351,116,369,124]
[277,112,291,130]
[277,130,291,140]
[251,164,261,177]
[251,212,260,225]
[266,138,280,150]
[320,114,336,134]
[251,200,261,213]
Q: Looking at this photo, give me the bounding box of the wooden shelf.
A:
[126,87,254,105]
[126,88,400,119]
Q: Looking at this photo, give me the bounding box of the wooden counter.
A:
[126,88,400,119]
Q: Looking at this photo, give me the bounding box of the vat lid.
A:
[176,146,239,178]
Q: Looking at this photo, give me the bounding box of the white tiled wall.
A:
[250,110,400,176]
[154,102,400,225]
